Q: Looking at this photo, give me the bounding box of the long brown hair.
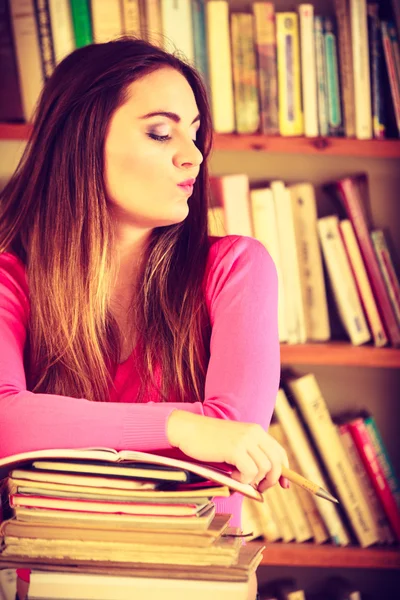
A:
[0,38,213,403]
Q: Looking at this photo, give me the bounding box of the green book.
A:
[70,0,93,48]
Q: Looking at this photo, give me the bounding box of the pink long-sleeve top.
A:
[0,235,280,527]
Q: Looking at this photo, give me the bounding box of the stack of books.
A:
[0,448,264,600]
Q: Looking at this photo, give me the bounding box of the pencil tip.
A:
[318,487,339,504]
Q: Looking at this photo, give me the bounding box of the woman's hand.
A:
[166,410,289,491]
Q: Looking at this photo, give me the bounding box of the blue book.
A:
[191,0,209,89]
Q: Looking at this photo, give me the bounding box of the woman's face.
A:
[104,67,203,230]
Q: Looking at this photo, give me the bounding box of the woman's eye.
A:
[148,133,171,142]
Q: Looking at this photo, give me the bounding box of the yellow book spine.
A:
[276,13,304,136]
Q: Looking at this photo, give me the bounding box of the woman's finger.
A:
[230,451,259,485]
[246,445,272,485]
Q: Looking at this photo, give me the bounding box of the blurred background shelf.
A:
[2,123,400,158]
[280,343,400,368]
[258,542,400,569]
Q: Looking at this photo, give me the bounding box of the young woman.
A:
[0,38,287,598]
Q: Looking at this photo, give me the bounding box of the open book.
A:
[0,448,263,502]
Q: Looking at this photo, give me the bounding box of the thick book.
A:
[6,503,217,531]
[22,570,251,600]
[334,0,356,137]
[9,494,213,517]
[1,529,242,566]
[0,448,263,502]
[0,540,265,584]
[0,512,231,546]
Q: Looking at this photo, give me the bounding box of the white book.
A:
[206,1,235,133]
[27,571,249,600]
[250,188,287,342]
[161,0,194,62]
[9,0,44,121]
[318,215,371,346]
[271,180,306,344]
[350,0,372,139]
[91,0,124,43]
[274,388,350,546]
[288,182,330,341]
[208,207,227,237]
[211,175,253,237]
[298,4,319,136]
[288,374,380,548]
[48,0,75,64]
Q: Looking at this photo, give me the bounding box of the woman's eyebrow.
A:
[139,111,201,125]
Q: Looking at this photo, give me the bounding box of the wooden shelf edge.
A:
[280,343,400,368]
[213,134,400,158]
[1,124,400,158]
[258,542,400,570]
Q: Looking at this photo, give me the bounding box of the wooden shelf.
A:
[213,134,400,158]
[280,342,400,368]
[258,542,400,570]
[2,123,400,158]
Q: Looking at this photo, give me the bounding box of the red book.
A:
[347,417,400,541]
[325,174,400,346]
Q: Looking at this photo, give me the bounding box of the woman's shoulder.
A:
[207,234,275,271]
[0,251,29,297]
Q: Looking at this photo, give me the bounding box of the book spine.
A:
[143,0,163,46]
[191,0,209,87]
[317,215,371,346]
[47,0,75,65]
[33,0,56,80]
[371,230,400,328]
[288,183,330,342]
[387,23,400,94]
[298,4,318,137]
[333,176,400,346]
[8,0,44,121]
[252,2,279,135]
[69,0,93,48]
[339,220,388,347]
[364,415,400,512]
[381,21,400,136]
[314,15,329,137]
[338,423,395,544]
[268,424,313,543]
[160,0,194,62]
[347,418,400,541]
[264,485,295,542]
[0,0,25,121]
[249,188,288,342]
[276,12,304,136]
[271,181,307,343]
[334,0,356,137]
[91,0,123,44]
[274,389,350,546]
[231,13,260,134]
[121,0,142,36]
[206,1,235,133]
[367,3,386,139]
[324,16,343,136]
[350,0,372,139]
[288,374,379,547]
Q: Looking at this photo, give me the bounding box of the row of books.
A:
[243,372,400,549]
[208,172,400,348]
[2,1,400,140]
[258,576,365,600]
[0,448,266,599]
